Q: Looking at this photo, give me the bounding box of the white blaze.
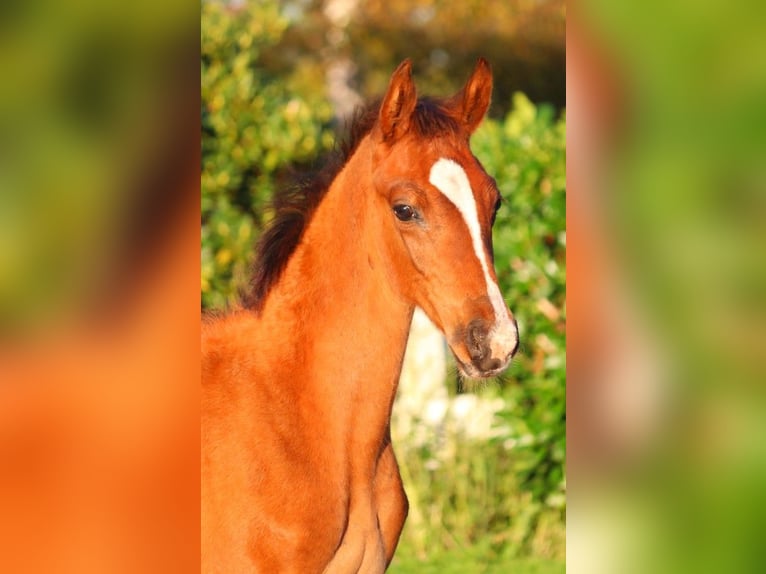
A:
[429,158,518,354]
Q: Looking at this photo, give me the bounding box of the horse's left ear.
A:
[451,58,493,134]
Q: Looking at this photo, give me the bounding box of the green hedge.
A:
[475,92,566,515]
[201,1,333,309]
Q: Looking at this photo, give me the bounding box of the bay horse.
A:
[202,58,519,573]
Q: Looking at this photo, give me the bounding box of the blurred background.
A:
[202,1,566,572]
[569,1,766,573]
[1,1,200,572]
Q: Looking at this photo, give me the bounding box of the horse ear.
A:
[451,57,493,134]
[378,59,417,142]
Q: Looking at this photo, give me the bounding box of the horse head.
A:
[370,58,519,378]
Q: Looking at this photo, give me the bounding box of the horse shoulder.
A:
[202,314,350,571]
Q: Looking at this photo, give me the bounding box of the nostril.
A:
[480,357,502,372]
[467,322,488,361]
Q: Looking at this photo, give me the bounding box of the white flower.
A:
[423,398,449,427]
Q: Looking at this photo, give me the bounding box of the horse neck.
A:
[258,135,414,461]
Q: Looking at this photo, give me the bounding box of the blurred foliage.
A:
[348,0,565,111]
[276,0,565,116]
[569,2,766,573]
[201,1,334,308]
[1,0,196,331]
[201,0,565,564]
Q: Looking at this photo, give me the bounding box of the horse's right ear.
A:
[378,59,417,143]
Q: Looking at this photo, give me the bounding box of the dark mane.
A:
[243,97,461,311]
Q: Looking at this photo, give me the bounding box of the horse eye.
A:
[491,197,502,224]
[393,204,416,222]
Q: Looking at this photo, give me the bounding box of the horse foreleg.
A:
[374,438,408,566]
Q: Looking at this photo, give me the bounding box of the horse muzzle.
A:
[456,317,519,378]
